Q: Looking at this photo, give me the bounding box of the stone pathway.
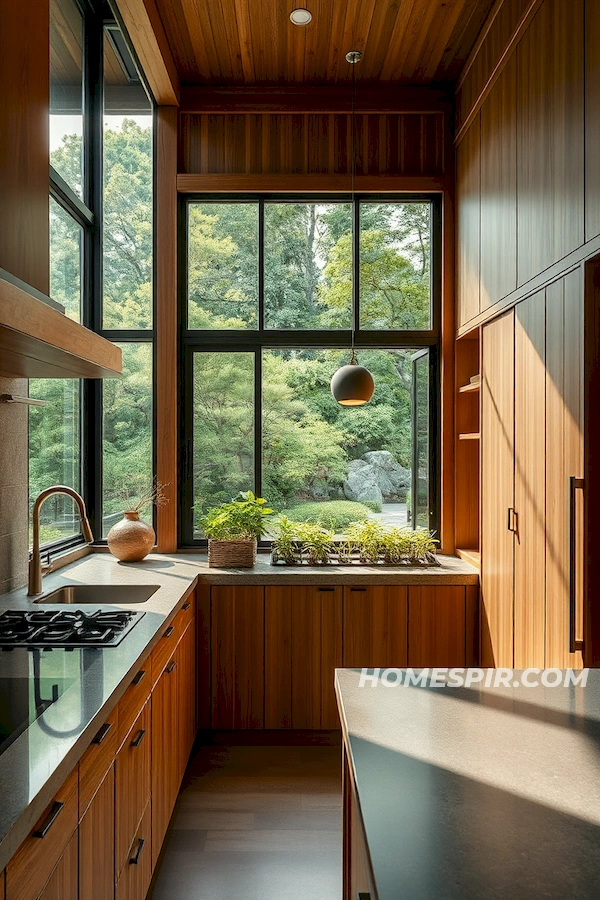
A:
[369,502,409,527]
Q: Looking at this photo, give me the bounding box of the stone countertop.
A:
[0,550,477,872]
[335,667,600,900]
[173,551,479,585]
[0,554,198,872]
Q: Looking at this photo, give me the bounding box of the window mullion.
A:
[255,348,262,499]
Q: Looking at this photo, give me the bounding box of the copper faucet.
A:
[28,486,94,595]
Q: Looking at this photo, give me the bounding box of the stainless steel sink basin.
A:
[34,584,160,604]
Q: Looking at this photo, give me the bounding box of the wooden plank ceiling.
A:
[154,0,496,85]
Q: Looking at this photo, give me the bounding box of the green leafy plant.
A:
[346,521,386,564]
[271,515,300,563]
[381,528,412,564]
[294,522,334,565]
[406,529,438,561]
[199,491,274,540]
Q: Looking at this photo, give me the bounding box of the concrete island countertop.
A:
[0,550,477,871]
[335,667,600,900]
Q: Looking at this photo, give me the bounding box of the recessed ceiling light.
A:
[290,8,312,26]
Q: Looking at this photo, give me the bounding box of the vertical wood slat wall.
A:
[455,0,596,333]
[179,112,445,177]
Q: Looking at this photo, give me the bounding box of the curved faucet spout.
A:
[28,486,94,596]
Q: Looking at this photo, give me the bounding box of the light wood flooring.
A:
[149,734,343,900]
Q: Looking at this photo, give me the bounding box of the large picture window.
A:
[182,196,440,545]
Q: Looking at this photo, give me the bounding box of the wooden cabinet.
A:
[79,710,118,817]
[514,290,546,667]
[343,743,377,900]
[37,833,78,900]
[456,113,481,327]
[343,585,407,669]
[178,618,197,772]
[211,585,265,729]
[115,803,152,900]
[481,309,515,666]
[79,766,115,900]
[481,277,585,667]
[115,700,151,878]
[6,769,78,900]
[151,644,180,868]
[265,585,342,729]
[408,586,472,667]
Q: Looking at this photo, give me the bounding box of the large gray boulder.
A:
[343,452,410,504]
[364,451,411,500]
[343,459,383,505]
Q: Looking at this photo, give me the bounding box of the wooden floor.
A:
[149,733,343,900]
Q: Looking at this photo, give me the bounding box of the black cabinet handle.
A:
[129,838,145,865]
[182,601,191,610]
[33,801,64,838]
[130,729,146,748]
[357,894,371,900]
[92,722,113,745]
[350,587,367,592]
[318,587,334,592]
[164,625,174,638]
[166,660,177,674]
[569,476,585,653]
[132,669,146,686]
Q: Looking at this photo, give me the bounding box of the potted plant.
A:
[271,515,301,565]
[107,479,169,562]
[294,522,334,565]
[346,521,385,564]
[200,491,274,568]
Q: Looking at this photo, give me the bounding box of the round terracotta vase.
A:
[107,511,155,562]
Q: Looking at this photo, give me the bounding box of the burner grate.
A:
[0,609,144,648]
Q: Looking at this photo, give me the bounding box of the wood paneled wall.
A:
[179,112,445,178]
[455,0,597,334]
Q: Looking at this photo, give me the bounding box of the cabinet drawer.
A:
[6,768,78,900]
[115,701,151,878]
[151,596,194,684]
[115,803,152,900]
[117,665,151,749]
[79,708,118,817]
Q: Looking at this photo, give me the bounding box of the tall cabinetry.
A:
[480,278,584,667]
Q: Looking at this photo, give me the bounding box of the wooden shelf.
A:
[0,276,122,378]
[458,381,480,393]
[456,548,480,570]
[458,432,480,440]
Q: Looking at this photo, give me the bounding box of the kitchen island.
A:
[336,667,600,899]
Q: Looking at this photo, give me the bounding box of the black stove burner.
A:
[0,609,144,648]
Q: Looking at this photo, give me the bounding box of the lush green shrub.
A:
[362,500,383,513]
[279,500,372,532]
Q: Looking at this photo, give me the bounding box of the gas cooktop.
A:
[0,609,144,648]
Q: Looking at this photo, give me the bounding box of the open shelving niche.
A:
[455,327,480,570]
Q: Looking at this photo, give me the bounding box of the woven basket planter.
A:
[208,538,257,568]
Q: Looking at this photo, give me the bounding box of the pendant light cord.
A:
[350,52,358,360]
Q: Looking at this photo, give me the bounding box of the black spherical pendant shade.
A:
[330,357,374,406]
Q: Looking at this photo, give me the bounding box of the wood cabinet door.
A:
[38,833,78,900]
[265,585,342,729]
[545,272,585,667]
[79,765,115,900]
[342,585,407,669]
[481,309,515,666]
[115,803,151,900]
[151,651,179,869]
[514,290,546,667]
[178,619,197,777]
[457,113,481,326]
[115,700,151,879]
[211,585,265,729]
[407,586,467,667]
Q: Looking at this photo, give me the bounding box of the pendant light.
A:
[330,49,374,407]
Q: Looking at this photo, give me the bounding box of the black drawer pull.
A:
[164,625,174,638]
[92,722,113,745]
[166,660,177,674]
[129,838,145,865]
[33,801,64,838]
[318,587,335,592]
[132,669,146,686]
[350,587,367,592]
[357,894,371,900]
[182,601,191,610]
[130,728,146,748]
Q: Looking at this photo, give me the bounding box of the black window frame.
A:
[37,0,156,558]
[179,192,441,548]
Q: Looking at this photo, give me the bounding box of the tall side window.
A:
[182,196,440,545]
[29,2,155,553]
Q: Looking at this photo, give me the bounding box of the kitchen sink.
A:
[34,584,160,604]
